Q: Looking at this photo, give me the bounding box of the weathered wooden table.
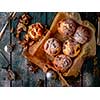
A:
[0,12,100,87]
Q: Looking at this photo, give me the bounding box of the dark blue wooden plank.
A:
[0,12,11,87]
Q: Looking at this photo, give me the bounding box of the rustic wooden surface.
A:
[0,12,100,87]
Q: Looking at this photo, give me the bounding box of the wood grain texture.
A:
[0,12,99,87]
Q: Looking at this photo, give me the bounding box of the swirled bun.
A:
[74,26,90,44]
[44,38,61,56]
[63,38,81,58]
[28,23,44,41]
[53,54,72,72]
[57,18,77,37]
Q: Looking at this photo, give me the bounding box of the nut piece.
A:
[19,13,31,25]
[4,44,15,53]
[46,70,57,80]
[7,68,15,80]
[63,38,81,58]
[53,54,72,72]
[44,38,61,56]
[57,18,77,37]
[16,22,27,38]
[28,23,44,41]
[74,26,90,44]
[16,13,31,40]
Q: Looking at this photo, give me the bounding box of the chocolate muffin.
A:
[28,23,44,41]
[53,54,72,72]
[74,26,90,44]
[57,18,77,37]
[44,38,61,56]
[63,38,81,58]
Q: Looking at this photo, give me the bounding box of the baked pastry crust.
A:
[44,38,61,56]
[63,38,81,58]
[74,26,90,44]
[28,23,44,41]
[57,18,77,37]
[53,54,72,72]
